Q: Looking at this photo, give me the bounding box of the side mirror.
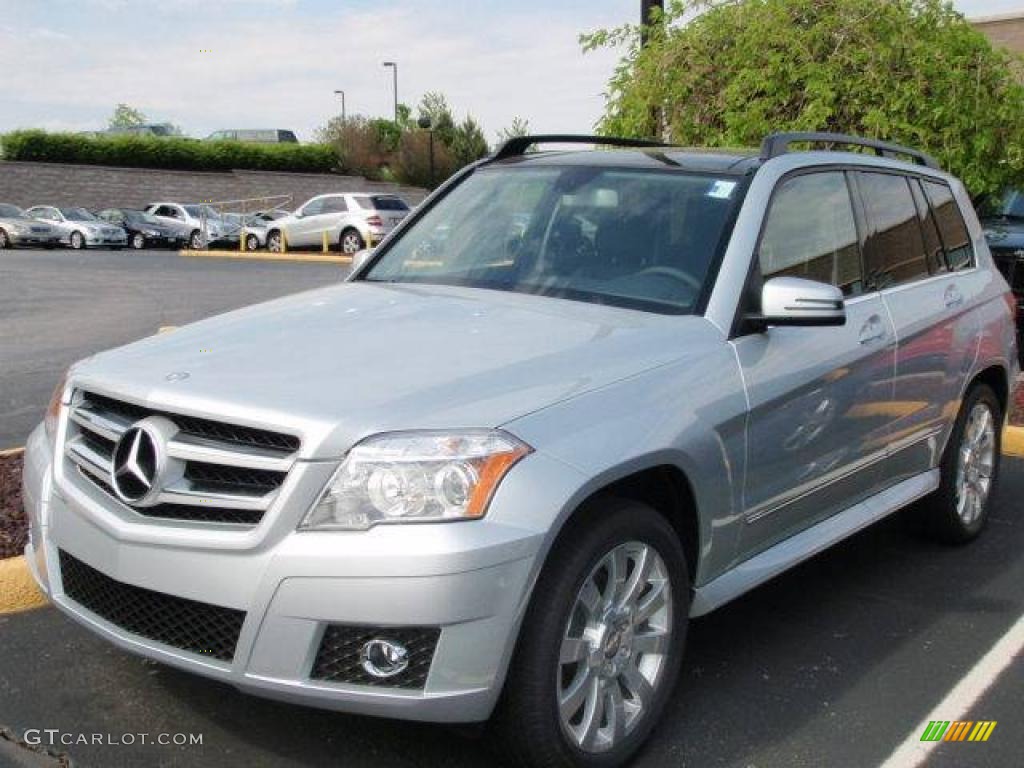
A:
[349,248,374,275]
[749,276,846,329]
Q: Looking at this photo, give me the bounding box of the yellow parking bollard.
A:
[240,227,246,253]
[281,229,287,253]
[322,230,329,253]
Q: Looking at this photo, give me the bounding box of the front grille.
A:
[64,391,299,526]
[311,625,441,689]
[59,550,245,662]
[82,392,300,453]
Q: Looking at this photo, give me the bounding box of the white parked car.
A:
[266,193,410,254]
[25,206,127,249]
[145,202,239,249]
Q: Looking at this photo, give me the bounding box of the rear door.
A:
[735,169,897,558]
[853,171,981,482]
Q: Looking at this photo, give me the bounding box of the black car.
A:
[96,208,185,250]
[982,190,1024,352]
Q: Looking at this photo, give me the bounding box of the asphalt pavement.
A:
[0,249,348,450]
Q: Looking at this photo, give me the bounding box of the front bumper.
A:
[23,424,544,722]
[10,232,59,247]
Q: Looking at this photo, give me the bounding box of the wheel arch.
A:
[970,363,1009,418]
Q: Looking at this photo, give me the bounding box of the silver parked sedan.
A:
[0,203,61,248]
[25,206,127,249]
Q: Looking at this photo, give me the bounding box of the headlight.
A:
[44,371,69,442]
[300,430,531,530]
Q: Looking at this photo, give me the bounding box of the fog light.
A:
[360,638,410,678]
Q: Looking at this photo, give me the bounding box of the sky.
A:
[0,0,1021,144]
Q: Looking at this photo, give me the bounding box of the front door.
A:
[733,170,897,559]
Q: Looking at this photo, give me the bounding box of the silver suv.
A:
[266,193,411,253]
[23,133,1018,768]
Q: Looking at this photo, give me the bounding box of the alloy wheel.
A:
[132,233,145,249]
[955,401,996,525]
[557,541,672,754]
[341,231,363,254]
[70,231,84,249]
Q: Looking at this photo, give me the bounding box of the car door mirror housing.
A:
[747,276,846,330]
[349,248,374,277]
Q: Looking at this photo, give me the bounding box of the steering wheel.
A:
[634,266,702,294]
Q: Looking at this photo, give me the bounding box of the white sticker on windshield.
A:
[707,180,737,199]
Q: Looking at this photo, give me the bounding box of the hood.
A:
[0,216,50,231]
[70,282,718,458]
[982,217,1024,251]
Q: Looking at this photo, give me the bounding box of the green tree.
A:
[418,91,457,146]
[496,116,531,144]
[108,103,147,129]
[581,0,1024,197]
[449,116,490,167]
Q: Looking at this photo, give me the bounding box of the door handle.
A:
[944,284,964,308]
[858,316,886,345]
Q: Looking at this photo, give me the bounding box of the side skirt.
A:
[689,469,939,617]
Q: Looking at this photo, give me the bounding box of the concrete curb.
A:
[0,556,48,615]
[180,249,352,265]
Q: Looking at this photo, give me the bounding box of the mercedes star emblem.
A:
[111,426,161,504]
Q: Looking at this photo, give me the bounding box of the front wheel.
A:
[70,231,85,250]
[492,498,689,768]
[913,383,1002,544]
[267,230,283,253]
[189,230,204,250]
[245,234,260,251]
[0,228,9,249]
[131,233,145,250]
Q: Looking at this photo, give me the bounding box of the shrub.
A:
[0,130,338,173]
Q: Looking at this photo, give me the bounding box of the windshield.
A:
[999,189,1024,219]
[363,166,742,314]
[0,204,26,218]
[60,207,98,221]
[123,210,158,224]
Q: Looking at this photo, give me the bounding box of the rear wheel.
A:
[914,383,1001,544]
[340,227,364,254]
[245,233,260,251]
[492,498,689,768]
[70,231,85,250]
[189,230,203,250]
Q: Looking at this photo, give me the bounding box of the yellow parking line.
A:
[0,556,48,614]
[1003,426,1024,458]
[0,446,24,458]
[180,249,352,265]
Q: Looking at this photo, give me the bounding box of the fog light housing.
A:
[360,638,410,678]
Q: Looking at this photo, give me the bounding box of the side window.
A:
[857,172,931,289]
[320,196,348,213]
[923,180,974,271]
[908,179,947,275]
[301,198,325,216]
[759,171,864,297]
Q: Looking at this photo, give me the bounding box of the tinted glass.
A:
[759,171,863,296]
[909,179,947,274]
[999,189,1024,219]
[370,196,409,211]
[924,180,974,270]
[858,172,929,288]
[364,166,743,314]
[301,198,325,216]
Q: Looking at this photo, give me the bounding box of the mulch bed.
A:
[0,453,27,559]
[1011,379,1024,426]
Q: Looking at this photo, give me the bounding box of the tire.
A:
[131,233,145,250]
[0,228,9,249]
[267,230,283,253]
[340,227,365,254]
[70,231,85,250]
[245,234,260,252]
[492,497,689,768]
[914,383,1002,544]
[189,230,203,250]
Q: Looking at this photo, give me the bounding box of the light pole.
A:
[382,61,398,123]
[417,115,435,187]
[333,89,346,123]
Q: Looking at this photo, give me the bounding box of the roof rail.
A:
[760,132,940,169]
[492,134,671,161]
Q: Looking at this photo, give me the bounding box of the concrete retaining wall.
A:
[0,161,427,211]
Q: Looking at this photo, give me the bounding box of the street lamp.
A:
[382,61,398,123]
[417,115,435,187]
[333,89,346,123]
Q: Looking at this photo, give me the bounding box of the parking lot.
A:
[1,249,1021,768]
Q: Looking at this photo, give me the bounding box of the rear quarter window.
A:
[923,180,974,271]
[857,171,930,289]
